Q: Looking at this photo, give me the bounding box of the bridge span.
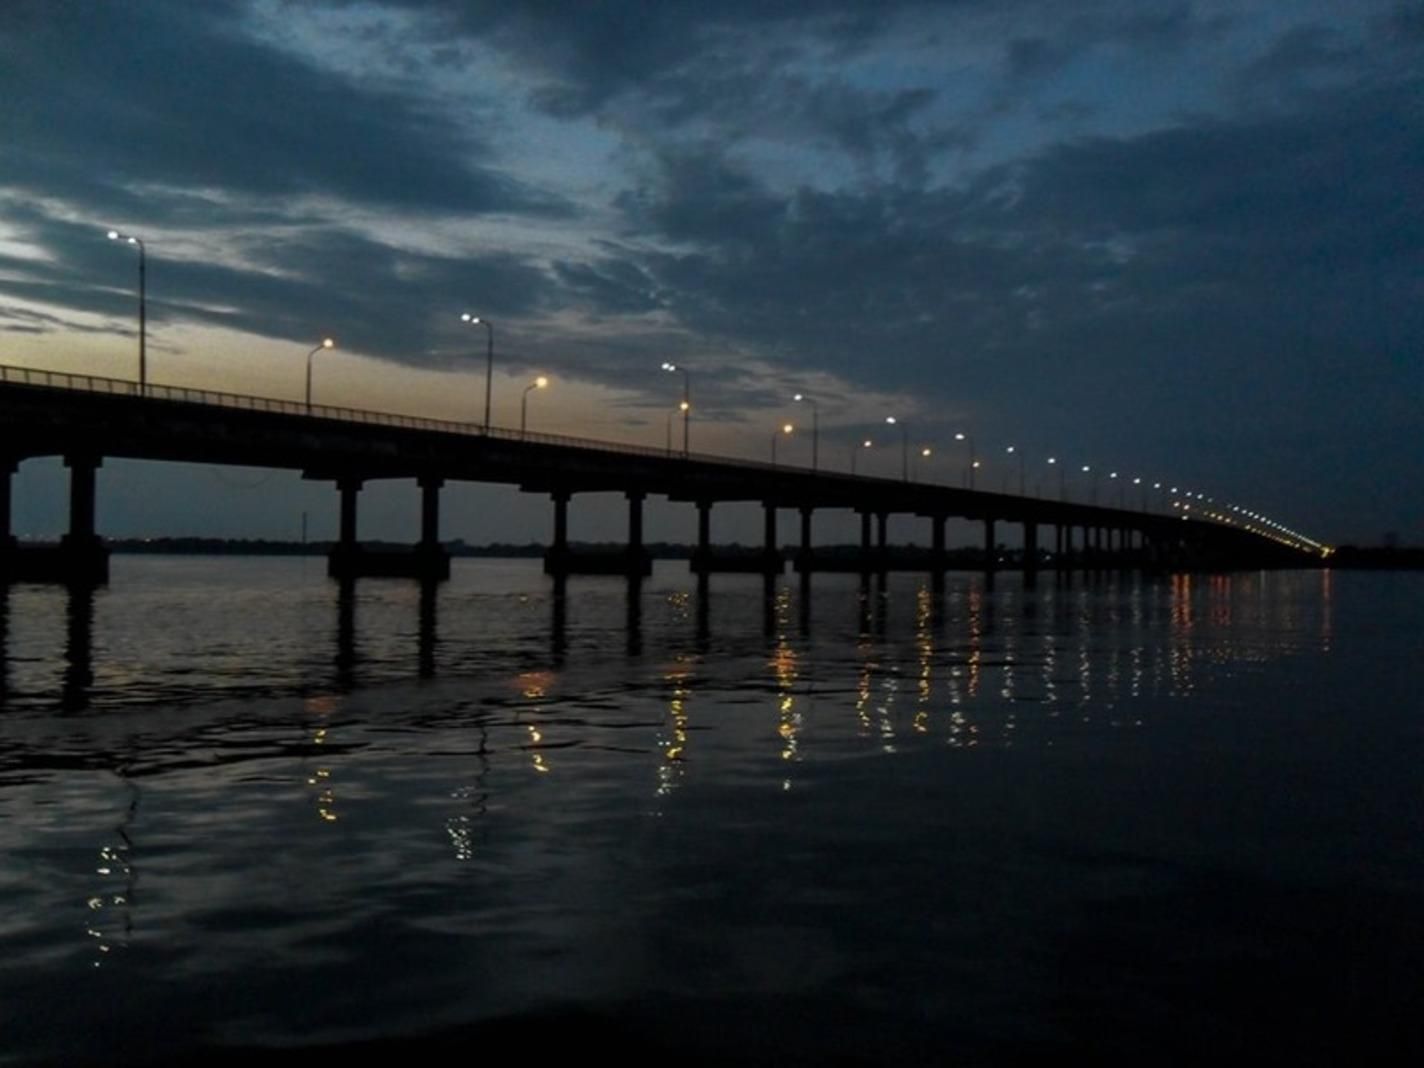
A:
[0,364,1314,585]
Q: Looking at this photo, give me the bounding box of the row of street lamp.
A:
[101,228,1324,551]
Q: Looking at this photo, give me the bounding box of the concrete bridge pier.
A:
[417,475,451,580]
[625,491,652,578]
[325,475,448,581]
[858,510,873,573]
[983,518,997,573]
[762,502,782,574]
[690,499,712,574]
[326,477,363,579]
[1023,521,1039,582]
[876,511,889,575]
[544,490,570,575]
[796,506,814,574]
[59,455,109,584]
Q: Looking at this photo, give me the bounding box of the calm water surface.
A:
[1,559,1420,1065]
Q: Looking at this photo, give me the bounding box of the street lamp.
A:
[1047,456,1065,500]
[886,416,908,480]
[792,393,819,471]
[520,375,549,438]
[771,422,794,466]
[1082,465,1098,504]
[305,337,335,410]
[662,362,690,456]
[1109,471,1121,507]
[850,439,872,475]
[105,229,147,393]
[954,432,977,489]
[1005,445,1026,495]
[460,313,495,432]
[914,446,933,481]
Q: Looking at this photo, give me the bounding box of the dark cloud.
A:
[0,0,565,222]
[591,71,1422,533]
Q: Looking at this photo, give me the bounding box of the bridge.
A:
[0,363,1320,586]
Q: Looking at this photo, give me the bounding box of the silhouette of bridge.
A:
[0,364,1320,585]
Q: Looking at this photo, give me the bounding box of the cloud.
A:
[0,0,566,222]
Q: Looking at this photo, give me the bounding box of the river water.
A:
[1,559,1420,1065]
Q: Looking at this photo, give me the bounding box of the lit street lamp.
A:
[305,337,335,410]
[1109,471,1122,507]
[886,416,908,480]
[520,375,549,438]
[1047,456,1065,500]
[771,422,794,466]
[460,313,495,432]
[1082,464,1098,504]
[850,439,872,475]
[105,229,147,392]
[954,432,977,489]
[1005,445,1026,495]
[793,393,819,471]
[662,362,691,456]
[913,446,933,481]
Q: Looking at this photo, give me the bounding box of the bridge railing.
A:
[0,362,840,476]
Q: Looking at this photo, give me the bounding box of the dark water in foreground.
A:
[1,559,1421,1065]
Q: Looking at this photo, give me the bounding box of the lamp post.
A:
[771,423,794,466]
[1082,465,1098,504]
[460,313,495,432]
[520,375,549,438]
[305,337,335,410]
[1133,477,1144,511]
[914,446,933,481]
[662,362,690,456]
[886,416,908,480]
[792,393,819,471]
[1047,456,1065,500]
[105,229,147,393]
[1005,445,1025,495]
[850,439,872,475]
[1109,471,1121,507]
[954,432,977,488]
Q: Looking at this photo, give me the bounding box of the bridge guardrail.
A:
[0,362,838,477]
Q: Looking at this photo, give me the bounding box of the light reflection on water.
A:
[0,558,1419,1065]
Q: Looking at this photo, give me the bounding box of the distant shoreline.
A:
[10,537,1422,568]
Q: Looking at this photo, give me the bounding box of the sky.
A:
[1,0,1420,547]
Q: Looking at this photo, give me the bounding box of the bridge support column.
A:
[691,500,712,575]
[543,491,571,576]
[1054,523,1063,566]
[762,502,781,574]
[983,518,996,572]
[626,491,651,577]
[59,455,109,584]
[1083,525,1094,569]
[327,477,363,579]
[1023,521,1038,573]
[931,515,947,590]
[416,475,451,581]
[797,506,814,573]
[339,478,361,550]
[858,510,872,573]
[876,511,888,574]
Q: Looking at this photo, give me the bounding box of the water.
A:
[1,559,1420,1065]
